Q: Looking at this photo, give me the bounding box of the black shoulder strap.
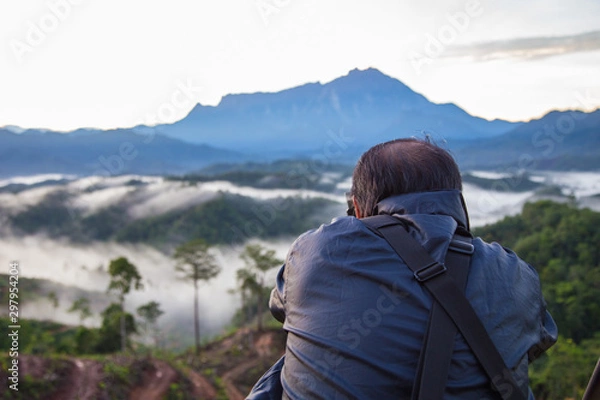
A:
[362,215,526,400]
[411,231,472,400]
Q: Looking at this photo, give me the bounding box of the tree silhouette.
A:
[95,303,136,354]
[47,291,59,318]
[173,239,221,356]
[107,256,143,352]
[235,268,261,327]
[68,297,92,325]
[239,244,283,331]
[47,291,59,308]
[137,301,164,349]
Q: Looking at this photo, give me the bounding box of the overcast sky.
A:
[1,0,599,131]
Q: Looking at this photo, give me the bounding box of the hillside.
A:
[474,200,600,398]
[454,109,600,170]
[0,129,242,178]
[0,326,286,400]
[0,173,343,249]
[1,200,599,399]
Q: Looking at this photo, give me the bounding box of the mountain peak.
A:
[346,67,389,78]
[202,68,401,110]
[337,67,400,83]
[2,125,26,134]
[327,67,414,96]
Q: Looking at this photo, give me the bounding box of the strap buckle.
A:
[414,262,447,282]
[448,239,474,255]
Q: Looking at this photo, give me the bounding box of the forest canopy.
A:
[474,200,600,398]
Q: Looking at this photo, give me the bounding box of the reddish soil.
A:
[184,367,219,399]
[50,358,103,400]
[15,355,103,400]
[255,330,276,357]
[19,354,49,379]
[223,357,262,400]
[129,360,178,400]
[5,328,285,400]
[221,330,282,399]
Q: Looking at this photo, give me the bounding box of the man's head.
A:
[350,138,462,218]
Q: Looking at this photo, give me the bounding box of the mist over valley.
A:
[1,69,598,352]
[1,167,599,346]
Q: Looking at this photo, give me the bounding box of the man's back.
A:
[269,190,557,399]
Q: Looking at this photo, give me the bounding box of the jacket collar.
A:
[375,190,470,230]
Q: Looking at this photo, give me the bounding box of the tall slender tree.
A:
[107,256,143,352]
[137,301,164,349]
[174,239,221,356]
[239,244,283,331]
[235,268,260,327]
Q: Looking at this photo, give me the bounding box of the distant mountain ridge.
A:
[158,68,520,153]
[2,68,599,176]
[453,109,600,170]
[0,129,242,178]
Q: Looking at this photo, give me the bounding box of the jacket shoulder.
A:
[290,216,373,250]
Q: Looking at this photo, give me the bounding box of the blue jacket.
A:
[252,190,557,399]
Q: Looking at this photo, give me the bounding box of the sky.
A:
[1,0,599,132]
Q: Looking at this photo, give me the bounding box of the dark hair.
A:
[351,138,462,217]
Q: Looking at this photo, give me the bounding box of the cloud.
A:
[445,30,600,61]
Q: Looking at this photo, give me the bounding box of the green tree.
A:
[230,267,262,346]
[47,291,59,308]
[529,335,600,399]
[474,201,600,342]
[47,291,59,318]
[107,257,143,352]
[68,297,92,325]
[174,239,221,356]
[235,268,261,327]
[108,257,144,304]
[74,326,99,355]
[239,244,283,331]
[95,303,136,354]
[136,301,164,349]
[474,201,600,398]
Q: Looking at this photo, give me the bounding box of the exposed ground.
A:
[2,328,286,400]
[129,360,178,400]
[49,358,103,400]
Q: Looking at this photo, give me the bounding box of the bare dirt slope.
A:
[186,367,219,399]
[2,328,285,400]
[203,328,286,399]
[49,358,103,400]
[129,360,178,400]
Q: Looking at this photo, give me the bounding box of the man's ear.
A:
[352,198,362,219]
